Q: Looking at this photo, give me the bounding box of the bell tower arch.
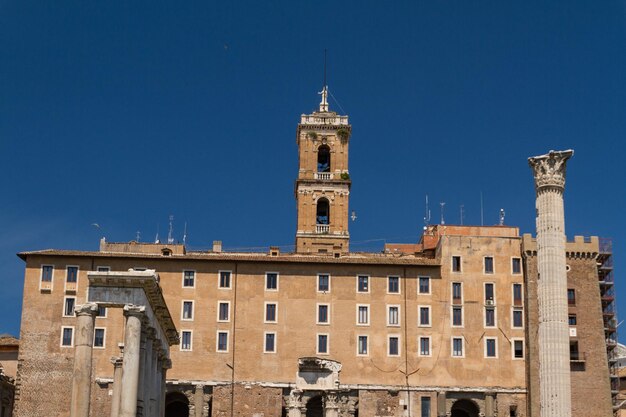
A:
[295,85,351,254]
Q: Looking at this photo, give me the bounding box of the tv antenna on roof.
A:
[460,204,464,226]
[440,202,446,225]
[135,231,141,242]
[183,221,188,245]
[167,215,174,244]
[423,195,431,228]
[499,208,506,226]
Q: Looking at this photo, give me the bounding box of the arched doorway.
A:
[165,392,190,417]
[305,395,324,417]
[451,399,479,417]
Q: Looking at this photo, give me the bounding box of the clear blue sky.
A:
[1,1,625,338]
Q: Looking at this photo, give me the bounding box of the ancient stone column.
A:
[485,393,495,417]
[69,302,98,417]
[323,393,339,417]
[160,358,172,417]
[287,389,303,417]
[119,305,145,417]
[529,150,574,417]
[110,356,124,417]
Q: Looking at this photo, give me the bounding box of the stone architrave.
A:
[529,150,574,417]
[69,303,98,417]
[119,305,146,417]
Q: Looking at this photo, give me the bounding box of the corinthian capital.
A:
[528,149,574,191]
[74,303,98,317]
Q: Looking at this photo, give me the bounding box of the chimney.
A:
[213,241,222,253]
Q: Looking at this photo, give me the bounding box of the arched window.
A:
[316,198,330,225]
[317,145,330,172]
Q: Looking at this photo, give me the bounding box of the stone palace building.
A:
[8,86,619,417]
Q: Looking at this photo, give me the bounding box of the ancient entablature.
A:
[295,357,342,391]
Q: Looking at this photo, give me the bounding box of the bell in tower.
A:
[294,84,351,254]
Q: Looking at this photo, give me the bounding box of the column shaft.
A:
[119,306,145,417]
[69,303,98,417]
[110,357,124,417]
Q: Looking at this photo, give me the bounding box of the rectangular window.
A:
[97,306,107,318]
[264,332,276,353]
[219,271,231,289]
[570,341,580,361]
[419,337,431,356]
[63,297,76,317]
[512,309,523,328]
[182,301,194,320]
[421,397,431,417]
[266,272,279,290]
[568,314,577,326]
[513,340,524,359]
[452,307,463,326]
[452,282,462,304]
[218,302,230,322]
[61,327,74,347]
[513,284,523,306]
[183,270,195,287]
[485,283,495,302]
[41,265,54,290]
[181,331,192,351]
[419,277,430,294]
[265,303,277,323]
[357,335,368,355]
[357,305,369,325]
[318,274,330,292]
[357,275,369,292]
[484,257,494,274]
[419,306,431,327]
[217,331,229,352]
[512,258,522,274]
[317,304,329,324]
[452,256,462,272]
[486,338,497,357]
[452,337,463,357]
[567,289,576,305]
[94,328,105,348]
[388,306,400,326]
[66,266,78,283]
[388,336,399,356]
[96,266,110,272]
[485,307,495,327]
[317,334,328,354]
[388,276,400,293]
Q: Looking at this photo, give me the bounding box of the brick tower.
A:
[529,149,574,417]
[295,85,351,254]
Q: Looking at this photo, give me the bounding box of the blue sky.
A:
[1,1,625,338]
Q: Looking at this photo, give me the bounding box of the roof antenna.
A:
[319,49,329,112]
[499,208,506,226]
[480,191,484,226]
[167,215,174,244]
[183,221,188,245]
[423,194,431,229]
[155,223,160,244]
[440,202,446,225]
[135,231,141,242]
[460,204,464,226]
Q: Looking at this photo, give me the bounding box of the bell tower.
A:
[295,84,351,254]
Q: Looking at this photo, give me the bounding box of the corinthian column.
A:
[529,149,574,417]
[119,305,145,417]
[70,303,98,417]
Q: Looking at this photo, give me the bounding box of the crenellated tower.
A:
[295,85,351,254]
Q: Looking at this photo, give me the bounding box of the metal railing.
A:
[600,238,613,253]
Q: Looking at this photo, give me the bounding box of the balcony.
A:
[316,224,330,234]
[315,172,333,180]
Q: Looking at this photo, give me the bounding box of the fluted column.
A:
[119,305,145,417]
[70,303,98,417]
[529,150,574,417]
[110,356,124,417]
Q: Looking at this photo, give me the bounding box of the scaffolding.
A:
[598,238,620,414]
